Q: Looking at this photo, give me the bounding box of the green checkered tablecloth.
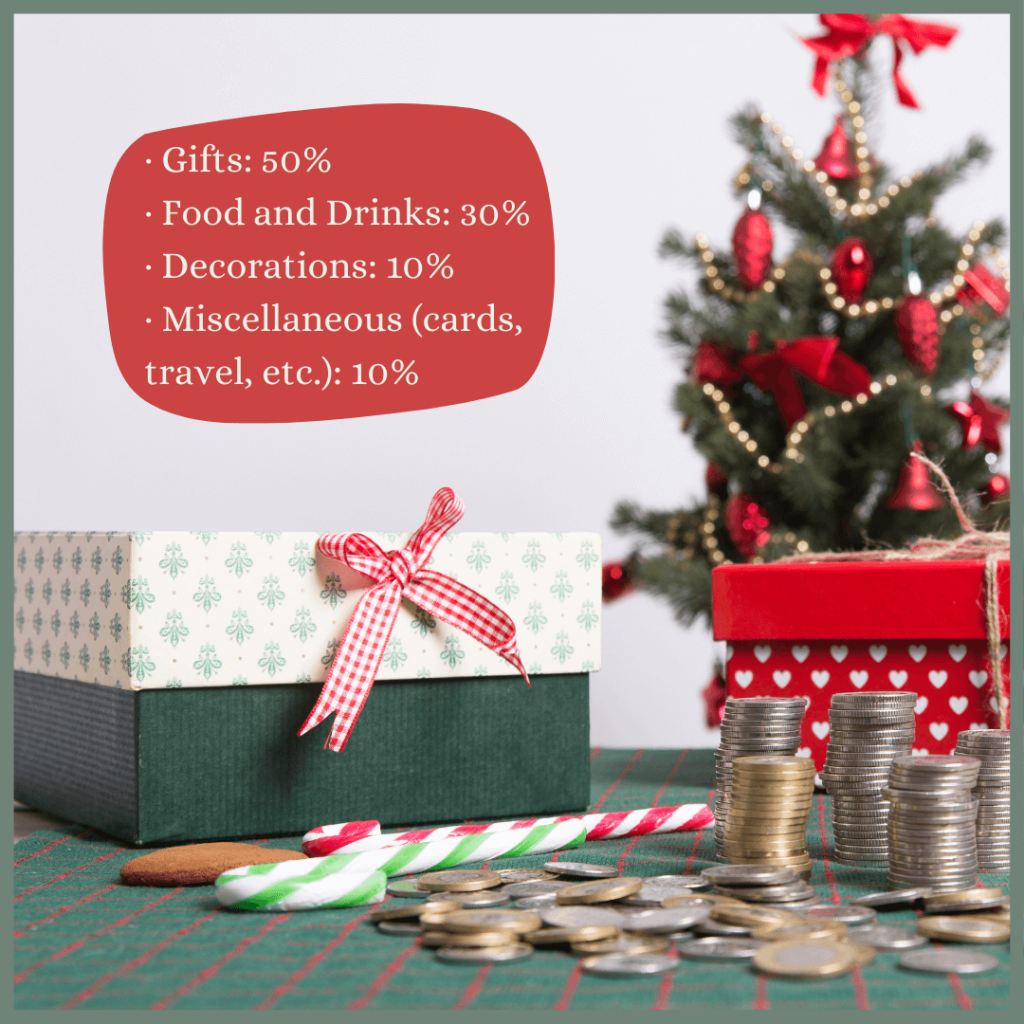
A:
[14,749,1010,1010]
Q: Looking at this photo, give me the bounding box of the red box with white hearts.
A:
[712,560,1009,770]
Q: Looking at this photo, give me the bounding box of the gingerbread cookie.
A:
[120,842,307,886]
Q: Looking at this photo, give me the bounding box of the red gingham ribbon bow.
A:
[299,487,529,752]
[802,13,958,109]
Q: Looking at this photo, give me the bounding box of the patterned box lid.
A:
[13,531,602,689]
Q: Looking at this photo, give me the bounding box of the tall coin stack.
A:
[715,697,807,861]
[885,755,981,893]
[954,729,1010,871]
[722,756,816,879]
[821,691,917,864]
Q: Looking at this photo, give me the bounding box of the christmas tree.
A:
[611,17,1010,668]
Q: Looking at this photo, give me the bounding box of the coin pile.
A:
[821,691,916,864]
[702,864,818,908]
[954,729,1010,871]
[715,697,807,860]
[721,756,816,879]
[885,755,981,893]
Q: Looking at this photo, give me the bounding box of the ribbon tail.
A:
[890,39,920,109]
[405,572,530,686]
[298,582,404,752]
[810,54,830,96]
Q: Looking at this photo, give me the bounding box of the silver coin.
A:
[581,953,680,976]
[512,895,559,910]
[679,936,766,959]
[617,906,710,934]
[847,926,928,950]
[442,890,510,908]
[377,919,424,935]
[695,918,754,937]
[702,864,798,886]
[387,879,429,898]
[849,888,931,907]
[622,876,711,905]
[540,905,626,928]
[436,944,533,964]
[898,948,1001,974]
[544,861,620,879]
[503,879,573,898]
[801,905,876,925]
[922,897,1009,915]
[494,868,554,883]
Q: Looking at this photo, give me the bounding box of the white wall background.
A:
[14,13,1010,750]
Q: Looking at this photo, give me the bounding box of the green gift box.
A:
[13,530,600,845]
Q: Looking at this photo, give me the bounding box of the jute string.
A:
[778,451,1009,729]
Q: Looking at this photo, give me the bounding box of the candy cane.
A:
[217,868,387,912]
[221,819,588,910]
[303,804,713,857]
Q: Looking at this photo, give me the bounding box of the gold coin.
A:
[420,911,458,928]
[417,869,504,893]
[752,920,846,942]
[663,893,746,908]
[369,900,460,922]
[923,887,1004,910]
[442,909,543,935]
[712,905,804,928]
[917,916,1011,944]
[421,929,520,948]
[753,939,858,978]
[972,908,1011,923]
[843,942,876,968]
[556,877,644,905]
[496,868,559,883]
[571,933,670,956]
[524,925,619,945]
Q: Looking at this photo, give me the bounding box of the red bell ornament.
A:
[831,237,874,304]
[731,208,773,291]
[601,561,634,603]
[814,115,859,179]
[724,493,771,560]
[895,295,940,375]
[886,442,944,511]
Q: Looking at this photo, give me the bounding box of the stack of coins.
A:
[821,691,916,864]
[885,755,981,893]
[721,756,816,878]
[954,729,1010,871]
[715,697,807,860]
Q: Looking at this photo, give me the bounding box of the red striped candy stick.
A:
[303,803,713,857]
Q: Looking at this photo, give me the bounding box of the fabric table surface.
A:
[14,748,1010,1010]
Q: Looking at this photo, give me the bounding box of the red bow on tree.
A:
[739,336,873,428]
[802,13,958,109]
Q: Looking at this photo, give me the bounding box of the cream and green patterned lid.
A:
[12,532,602,689]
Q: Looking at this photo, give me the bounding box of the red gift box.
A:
[712,561,1010,770]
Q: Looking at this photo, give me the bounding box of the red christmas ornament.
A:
[983,473,1010,507]
[690,341,743,388]
[886,441,944,511]
[948,400,983,449]
[814,115,859,179]
[949,392,1008,455]
[831,237,874,304]
[602,561,634,603]
[956,262,1010,319]
[701,668,727,729]
[731,209,773,291]
[894,295,940,375]
[724,493,771,560]
[705,462,729,497]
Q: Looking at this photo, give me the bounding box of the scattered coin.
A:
[800,905,876,925]
[495,868,557,883]
[898,948,1000,974]
[572,934,670,956]
[418,869,503,893]
[387,879,430,899]
[917,916,1011,944]
[663,893,745,909]
[848,888,931,908]
[512,895,560,910]
[370,900,459,921]
[441,890,510,908]
[617,906,711,934]
[702,865,799,886]
[695,919,754,937]
[524,925,619,945]
[753,939,858,978]
[541,905,627,929]
[923,887,1004,911]
[436,944,533,963]
[503,879,573,899]
[622,876,710,905]
[679,936,766,959]
[557,877,643,904]
[846,926,928,950]
[711,905,803,929]
[544,861,620,879]
[376,920,424,935]
[580,953,680,976]
[421,930,521,948]
[751,920,846,942]
[443,909,542,935]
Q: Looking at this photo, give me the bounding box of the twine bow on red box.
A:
[299,488,529,752]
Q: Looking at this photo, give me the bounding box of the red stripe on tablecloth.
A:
[453,962,492,1010]
[618,750,690,871]
[591,749,646,811]
[256,912,372,1010]
[14,888,181,983]
[683,790,714,874]
[14,829,92,865]
[64,911,219,1009]
[590,746,602,761]
[850,966,871,1011]
[152,915,283,1010]
[553,961,583,1010]
[753,974,770,1009]
[347,937,423,1010]
[13,884,118,937]
[14,849,122,902]
[652,941,677,1009]
[930,943,974,1010]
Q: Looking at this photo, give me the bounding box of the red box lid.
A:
[712,560,1009,641]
